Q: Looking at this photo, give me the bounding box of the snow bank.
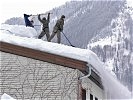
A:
[0,24,132,99]
[1,93,16,100]
[1,24,38,38]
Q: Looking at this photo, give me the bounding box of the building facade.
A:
[0,42,104,100]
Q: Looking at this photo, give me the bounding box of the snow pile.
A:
[1,24,38,38]
[1,93,16,100]
[0,24,132,99]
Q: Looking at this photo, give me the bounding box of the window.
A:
[82,88,86,100]
[90,94,93,100]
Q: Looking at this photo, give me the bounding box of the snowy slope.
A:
[0,24,131,99]
[88,4,133,92]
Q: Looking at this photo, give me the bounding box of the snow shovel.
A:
[62,32,75,47]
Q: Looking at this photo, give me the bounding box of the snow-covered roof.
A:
[0,25,96,63]
[0,24,131,99]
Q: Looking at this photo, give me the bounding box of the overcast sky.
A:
[0,0,71,24]
[0,0,133,24]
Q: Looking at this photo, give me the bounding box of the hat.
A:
[61,15,65,18]
[42,17,46,20]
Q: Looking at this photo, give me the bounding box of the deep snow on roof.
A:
[0,24,131,99]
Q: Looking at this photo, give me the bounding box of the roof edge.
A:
[0,41,103,89]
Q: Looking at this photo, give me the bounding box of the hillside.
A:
[88,3,133,91]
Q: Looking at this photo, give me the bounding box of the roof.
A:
[0,41,103,89]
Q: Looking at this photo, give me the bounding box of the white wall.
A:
[81,76,104,100]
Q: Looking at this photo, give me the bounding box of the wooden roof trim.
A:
[0,41,88,72]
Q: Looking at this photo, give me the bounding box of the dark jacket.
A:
[54,18,64,32]
[24,14,34,27]
[38,14,50,30]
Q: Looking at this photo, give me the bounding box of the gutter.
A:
[79,64,92,80]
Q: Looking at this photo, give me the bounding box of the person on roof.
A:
[24,14,34,28]
[38,13,51,40]
[48,15,65,43]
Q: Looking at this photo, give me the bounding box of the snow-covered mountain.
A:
[4,17,25,25]
[3,0,133,92]
[88,2,133,92]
